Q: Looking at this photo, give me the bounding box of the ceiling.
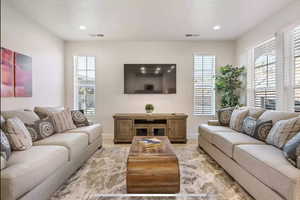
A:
[7,0,295,41]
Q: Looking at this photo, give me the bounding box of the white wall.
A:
[236,1,300,59]
[0,1,64,110]
[64,41,235,137]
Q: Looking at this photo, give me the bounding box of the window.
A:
[193,55,216,115]
[254,38,276,110]
[74,56,96,115]
[294,26,300,112]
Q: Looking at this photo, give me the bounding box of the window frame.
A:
[73,55,96,116]
[193,54,216,116]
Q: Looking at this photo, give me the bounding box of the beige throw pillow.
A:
[51,109,76,132]
[266,117,300,148]
[6,117,33,151]
[230,108,249,132]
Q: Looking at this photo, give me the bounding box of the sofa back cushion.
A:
[258,110,299,124]
[25,118,55,142]
[50,109,76,132]
[1,110,40,125]
[5,117,32,151]
[230,108,249,132]
[266,117,300,148]
[283,133,300,167]
[34,106,64,119]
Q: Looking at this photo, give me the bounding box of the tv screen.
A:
[124,64,176,94]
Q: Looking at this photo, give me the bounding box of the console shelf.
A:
[113,113,188,143]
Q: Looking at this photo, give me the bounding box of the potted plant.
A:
[145,104,154,113]
[215,65,245,108]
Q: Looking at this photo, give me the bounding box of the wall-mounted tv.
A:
[124,64,176,94]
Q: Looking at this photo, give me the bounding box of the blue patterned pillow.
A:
[283,133,300,167]
[242,117,273,141]
[1,129,11,160]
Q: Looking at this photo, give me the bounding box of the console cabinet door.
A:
[168,119,186,141]
[115,119,133,142]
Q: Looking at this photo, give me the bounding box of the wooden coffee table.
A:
[126,136,180,194]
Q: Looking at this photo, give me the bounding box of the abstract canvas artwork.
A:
[14,52,32,97]
[0,47,15,97]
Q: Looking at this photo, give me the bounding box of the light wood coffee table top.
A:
[126,136,180,194]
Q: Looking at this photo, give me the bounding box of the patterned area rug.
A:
[50,145,253,200]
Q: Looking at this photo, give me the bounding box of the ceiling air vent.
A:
[89,34,104,38]
[185,34,200,37]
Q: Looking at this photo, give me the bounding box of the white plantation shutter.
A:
[254,38,277,110]
[294,26,300,112]
[193,55,216,115]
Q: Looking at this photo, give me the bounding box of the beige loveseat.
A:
[0,108,103,200]
[198,110,300,200]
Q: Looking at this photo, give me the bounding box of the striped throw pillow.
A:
[50,109,76,132]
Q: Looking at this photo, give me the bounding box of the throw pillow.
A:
[217,107,234,126]
[1,110,40,125]
[242,116,257,136]
[5,117,32,151]
[71,110,90,127]
[25,118,55,142]
[283,133,300,167]
[230,108,249,132]
[50,109,76,132]
[247,107,266,119]
[1,130,11,160]
[0,156,6,170]
[266,117,300,148]
[252,120,273,141]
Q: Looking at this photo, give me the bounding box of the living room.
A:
[1,0,300,200]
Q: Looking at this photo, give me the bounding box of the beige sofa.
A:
[0,109,103,200]
[198,110,300,200]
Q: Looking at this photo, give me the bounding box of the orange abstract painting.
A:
[0,47,15,97]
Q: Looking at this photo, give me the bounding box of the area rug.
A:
[50,145,253,200]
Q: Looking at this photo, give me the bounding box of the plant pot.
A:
[146,109,153,113]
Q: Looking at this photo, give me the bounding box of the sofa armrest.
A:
[207,120,220,126]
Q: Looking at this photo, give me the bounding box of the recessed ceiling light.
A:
[79,25,86,30]
[213,25,221,30]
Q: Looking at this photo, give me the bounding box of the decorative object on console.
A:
[0,47,15,97]
[217,107,234,126]
[14,52,32,97]
[25,118,55,141]
[283,133,300,167]
[0,130,11,160]
[266,117,300,148]
[229,107,249,132]
[50,109,76,132]
[145,104,154,113]
[5,117,33,150]
[215,65,245,108]
[71,110,90,127]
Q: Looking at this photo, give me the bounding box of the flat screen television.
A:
[124,64,176,94]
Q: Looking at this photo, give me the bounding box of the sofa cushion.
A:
[6,117,33,151]
[25,118,55,142]
[283,133,300,167]
[50,109,76,132]
[34,106,64,119]
[65,124,102,144]
[33,132,88,160]
[1,130,11,160]
[266,117,300,148]
[230,108,249,132]
[217,107,234,126]
[234,145,300,200]
[71,110,90,127]
[1,110,40,125]
[198,124,234,143]
[212,131,264,158]
[258,110,299,124]
[1,145,68,200]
